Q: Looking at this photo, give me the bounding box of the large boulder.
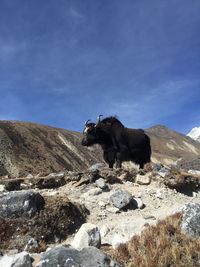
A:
[110,189,132,210]
[181,203,200,238]
[0,251,33,267]
[36,246,121,267]
[0,191,44,218]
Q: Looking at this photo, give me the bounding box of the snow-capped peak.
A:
[187,126,200,141]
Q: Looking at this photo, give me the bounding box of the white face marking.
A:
[84,126,90,134]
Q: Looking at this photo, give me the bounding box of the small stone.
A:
[25,238,39,251]
[106,207,120,213]
[152,163,163,172]
[157,167,170,178]
[98,201,106,208]
[71,223,101,250]
[193,192,198,198]
[26,174,34,178]
[156,192,163,199]
[0,184,5,192]
[86,188,103,196]
[95,178,107,189]
[143,214,156,220]
[88,163,105,172]
[136,172,151,185]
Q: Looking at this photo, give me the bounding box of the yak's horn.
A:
[85,119,91,126]
[96,115,103,124]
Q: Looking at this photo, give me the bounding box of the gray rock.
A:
[89,163,105,172]
[0,191,44,218]
[0,251,33,267]
[24,237,39,251]
[71,223,101,250]
[36,246,121,267]
[95,178,107,189]
[152,163,163,172]
[157,167,170,178]
[0,184,5,192]
[181,202,200,238]
[110,189,132,209]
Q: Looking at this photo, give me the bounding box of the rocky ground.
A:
[1,162,200,266]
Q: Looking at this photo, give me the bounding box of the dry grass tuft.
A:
[107,213,200,267]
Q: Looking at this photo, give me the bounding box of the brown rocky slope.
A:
[1,121,200,178]
[147,125,200,165]
[0,120,103,177]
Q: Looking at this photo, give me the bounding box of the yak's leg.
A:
[103,150,115,169]
[109,162,114,168]
[115,145,130,169]
[139,162,144,169]
[115,151,123,168]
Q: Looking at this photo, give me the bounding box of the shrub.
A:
[108,213,200,267]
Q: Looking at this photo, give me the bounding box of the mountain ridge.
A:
[1,120,200,177]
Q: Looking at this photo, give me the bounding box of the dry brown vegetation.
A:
[164,170,200,193]
[0,196,89,252]
[107,213,200,267]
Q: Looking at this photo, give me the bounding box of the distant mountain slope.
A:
[187,126,200,142]
[0,121,103,177]
[1,121,200,177]
[147,125,200,165]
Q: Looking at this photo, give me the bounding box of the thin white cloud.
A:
[107,79,198,128]
[0,41,27,62]
[68,7,84,19]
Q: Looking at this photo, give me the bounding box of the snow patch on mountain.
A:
[187,127,200,142]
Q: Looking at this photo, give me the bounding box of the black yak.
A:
[82,116,151,169]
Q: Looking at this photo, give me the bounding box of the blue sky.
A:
[0,0,200,134]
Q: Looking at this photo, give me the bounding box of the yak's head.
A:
[81,119,98,146]
[81,115,111,147]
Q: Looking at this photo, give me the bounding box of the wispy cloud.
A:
[68,7,84,19]
[106,79,199,128]
[0,0,200,133]
[0,41,27,62]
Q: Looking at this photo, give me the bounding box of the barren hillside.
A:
[0,121,103,177]
[0,121,200,178]
[147,125,200,165]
